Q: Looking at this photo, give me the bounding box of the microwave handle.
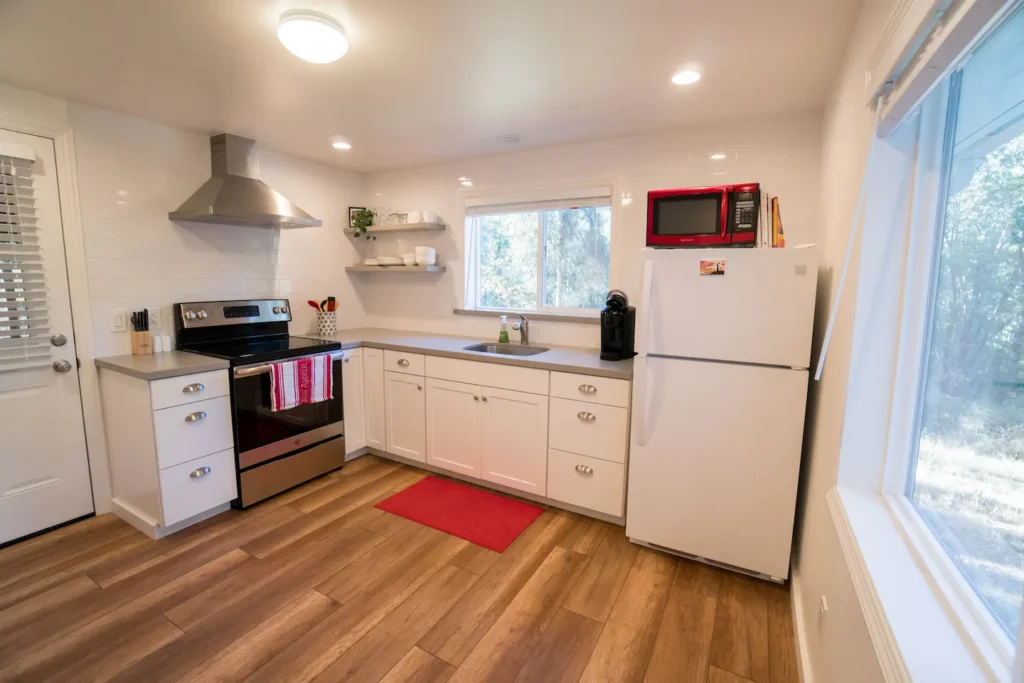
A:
[720,189,729,238]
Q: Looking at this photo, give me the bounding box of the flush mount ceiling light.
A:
[278,10,348,64]
[460,179,474,187]
[709,153,727,160]
[671,69,701,85]
[331,140,352,150]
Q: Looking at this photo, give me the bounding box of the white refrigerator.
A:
[626,247,819,581]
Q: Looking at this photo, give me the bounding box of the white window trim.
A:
[459,179,618,315]
[827,8,1024,678]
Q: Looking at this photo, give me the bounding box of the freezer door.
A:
[627,356,808,579]
[640,248,818,368]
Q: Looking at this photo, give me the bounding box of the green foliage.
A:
[352,208,375,240]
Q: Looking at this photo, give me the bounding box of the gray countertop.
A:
[95,328,632,381]
[315,327,633,379]
[95,351,230,380]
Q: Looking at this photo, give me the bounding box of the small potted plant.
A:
[352,208,375,240]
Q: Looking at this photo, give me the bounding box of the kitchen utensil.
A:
[308,300,321,311]
[407,210,421,224]
[320,299,329,311]
[327,296,336,312]
[414,247,436,266]
[402,253,417,266]
[378,256,403,266]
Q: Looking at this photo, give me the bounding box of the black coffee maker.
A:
[600,290,636,361]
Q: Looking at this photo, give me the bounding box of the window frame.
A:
[879,38,1024,675]
[464,198,613,316]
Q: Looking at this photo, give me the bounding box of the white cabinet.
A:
[548,397,628,464]
[385,371,426,462]
[481,387,548,496]
[341,349,366,454]
[363,348,386,451]
[547,449,624,517]
[426,378,483,477]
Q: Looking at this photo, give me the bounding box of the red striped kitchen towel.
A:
[269,354,333,411]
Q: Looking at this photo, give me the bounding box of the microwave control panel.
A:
[730,190,760,233]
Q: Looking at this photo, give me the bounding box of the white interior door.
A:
[641,248,819,368]
[0,128,93,545]
[426,377,482,476]
[627,355,808,579]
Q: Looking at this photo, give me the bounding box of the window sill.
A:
[828,486,1004,682]
[453,308,600,325]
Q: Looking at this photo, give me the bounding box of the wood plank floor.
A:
[0,456,800,683]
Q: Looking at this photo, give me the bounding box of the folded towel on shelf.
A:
[269,354,333,411]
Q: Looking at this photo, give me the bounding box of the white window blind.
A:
[0,151,51,372]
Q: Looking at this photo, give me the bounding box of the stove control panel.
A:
[175,299,293,329]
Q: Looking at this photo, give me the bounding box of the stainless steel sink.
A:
[463,343,550,356]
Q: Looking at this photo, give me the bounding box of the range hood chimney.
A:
[169,134,321,227]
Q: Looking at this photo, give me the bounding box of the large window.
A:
[907,4,1024,641]
[466,197,611,313]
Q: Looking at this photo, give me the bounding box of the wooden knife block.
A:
[131,331,153,355]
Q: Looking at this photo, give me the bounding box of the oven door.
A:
[647,187,729,247]
[232,352,344,470]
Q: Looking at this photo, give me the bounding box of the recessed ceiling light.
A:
[278,10,348,64]
[458,176,467,181]
[671,69,701,85]
[332,140,352,150]
[461,180,474,187]
[709,153,727,160]
[498,134,524,143]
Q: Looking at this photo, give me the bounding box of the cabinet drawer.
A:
[547,449,624,517]
[550,372,630,408]
[384,350,425,376]
[153,396,234,469]
[426,355,548,395]
[159,449,237,526]
[151,370,230,410]
[549,398,628,463]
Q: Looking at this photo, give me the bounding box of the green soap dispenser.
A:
[498,315,510,343]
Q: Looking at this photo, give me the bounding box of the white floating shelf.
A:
[344,222,446,236]
[345,265,446,273]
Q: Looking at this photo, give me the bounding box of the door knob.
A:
[52,359,73,373]
[50,333,67,347]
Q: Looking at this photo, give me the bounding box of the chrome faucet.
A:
[512,313,529,346]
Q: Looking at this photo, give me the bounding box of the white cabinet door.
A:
[426,378,482,477]
[385,371,426,462]
[481,387,548,496]
[363,348,386,451]
[342,349,366,454]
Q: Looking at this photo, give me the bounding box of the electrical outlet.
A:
[817,595,829,636]
[148,308,161,330]
[109,309,127,332]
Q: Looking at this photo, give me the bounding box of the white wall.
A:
[791,1,897,682]
[65,103,366,357]
[360,113,822,347]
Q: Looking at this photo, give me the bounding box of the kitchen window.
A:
[897,2,1024,650]
[465,193,612,314]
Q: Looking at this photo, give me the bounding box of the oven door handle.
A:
[234,351,345,378]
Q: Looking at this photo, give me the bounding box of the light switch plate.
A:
[109,309,127,332]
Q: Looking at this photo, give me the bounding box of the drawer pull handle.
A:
[481,396,488,402]
[473,395,479,401]
[190,466,211,479]
[417,385,422,391]
[182,383,204,394]
[575,464,594,475]
[577,411,596,422]
[397,359,410,367]
[184,411,207,423]
[578,384,597,394]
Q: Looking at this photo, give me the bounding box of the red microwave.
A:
[647,183,760,247]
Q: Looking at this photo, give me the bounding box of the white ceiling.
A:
[0,0,862,172]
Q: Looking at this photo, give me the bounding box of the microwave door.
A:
[647,189,728,246]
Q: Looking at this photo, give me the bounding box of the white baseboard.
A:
[790,568,815,683]
[111,497,230,540]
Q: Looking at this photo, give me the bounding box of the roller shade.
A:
[0,149,52,372]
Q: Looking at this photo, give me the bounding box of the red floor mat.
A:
[374,476,544,552]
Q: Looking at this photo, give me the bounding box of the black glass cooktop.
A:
[180,335,341,366]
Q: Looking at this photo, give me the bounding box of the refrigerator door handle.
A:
[636,259,654,357]
[634,355,653,446]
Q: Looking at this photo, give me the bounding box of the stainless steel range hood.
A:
[169,134,321,228]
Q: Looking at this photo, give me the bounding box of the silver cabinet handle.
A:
[342,356,349,363]
[184,411,207,423]
[397,359,410,367]
[473,395,479,401]
[578,384,597,394]
[52,359,73,373]
[575,464,594,475]
[190,466,211,479]
[481,396,488,402]
[182,383,204,394]
[577,411,596,422]
[51,333,68,347]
